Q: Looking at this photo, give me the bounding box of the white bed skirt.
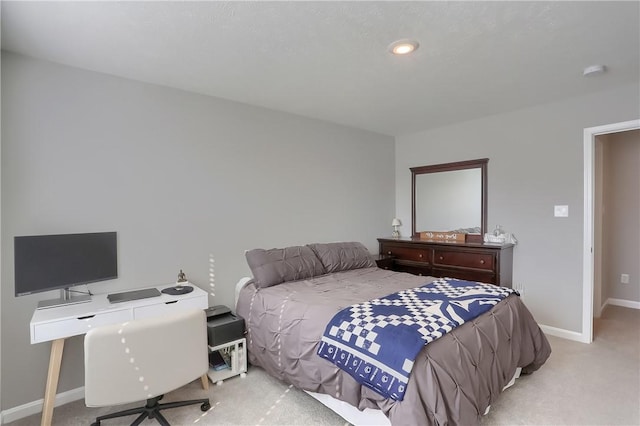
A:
[304,390,390,425]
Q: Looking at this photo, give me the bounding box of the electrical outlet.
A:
[621,274,630,284]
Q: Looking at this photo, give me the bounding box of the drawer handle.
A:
[387,251,392,255]
[165,300,178,305]
[439,256,443,260]
[419,254,423,258]
[480,260,485,264]
[77,315,95,320]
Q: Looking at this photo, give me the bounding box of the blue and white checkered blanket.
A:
[316,278,516,400]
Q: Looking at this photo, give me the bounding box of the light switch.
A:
[554,205,569,217]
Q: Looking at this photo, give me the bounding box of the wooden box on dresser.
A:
[377,237,514,288]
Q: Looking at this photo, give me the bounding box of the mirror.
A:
[411,158,488,239]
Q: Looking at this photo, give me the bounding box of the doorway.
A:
[583,119,640,343]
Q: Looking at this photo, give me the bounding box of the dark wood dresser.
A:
[377,237,514,288]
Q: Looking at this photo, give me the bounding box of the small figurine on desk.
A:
[177,269,188,286]
[161,269,194,295]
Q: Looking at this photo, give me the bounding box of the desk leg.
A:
[41,338,65,426]
[201,374,209,390]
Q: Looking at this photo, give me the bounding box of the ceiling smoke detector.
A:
[389,39,419,56]
[583,65,606,77]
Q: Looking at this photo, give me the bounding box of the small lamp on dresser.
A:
[391,218,402,238]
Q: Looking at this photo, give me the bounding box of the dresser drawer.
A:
[381,244,432,263]
[32,309,131,343]
[378,238,513,288]
[433,249,494,271]
[375,256,395,270]
[432,267,496,284]
[395,263,432,277]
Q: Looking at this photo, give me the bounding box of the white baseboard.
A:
[539,324,587,343]
[0,386,84,424]
[539,298,640,346]
[603,298,640,310]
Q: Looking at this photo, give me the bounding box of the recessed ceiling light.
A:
[389,39,419,56]
[583,64,606,76]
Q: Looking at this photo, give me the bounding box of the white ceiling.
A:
[2,1,639,136]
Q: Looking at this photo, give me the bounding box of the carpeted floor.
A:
[480,305,640,425]
[8,305,639,426]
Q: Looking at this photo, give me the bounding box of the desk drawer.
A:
[32,309,131,343]
[381,245,432,263]
[433,249,494,271]
[133,295,207,320]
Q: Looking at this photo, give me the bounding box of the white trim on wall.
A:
[583,119,640,344]
[603,298,640,310]
[0,387,85,424]
[539,324,585,343]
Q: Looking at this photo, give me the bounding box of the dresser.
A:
[377,237,514,287]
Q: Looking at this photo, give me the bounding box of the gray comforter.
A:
[236,267,551,425]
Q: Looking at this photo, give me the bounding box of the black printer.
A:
[205,305,245,347]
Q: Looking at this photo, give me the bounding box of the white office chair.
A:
[84,309,210,426]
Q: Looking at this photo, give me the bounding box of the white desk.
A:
[30,284,209,426]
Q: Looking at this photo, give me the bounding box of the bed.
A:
[235,242,551,425]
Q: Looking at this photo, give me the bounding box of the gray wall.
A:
[0,41,3,416]
[395,83,640,333]
[602,130,640,303]
[0,52,394,410]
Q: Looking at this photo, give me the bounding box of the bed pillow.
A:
[307,242,376,273]
[245,245,326,288]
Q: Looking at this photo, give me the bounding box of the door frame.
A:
[583,119,640,343]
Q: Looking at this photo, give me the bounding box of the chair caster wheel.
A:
[201,402,211,411]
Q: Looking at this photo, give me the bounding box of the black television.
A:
[14,232,117,308]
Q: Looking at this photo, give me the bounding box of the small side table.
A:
[205,308,247,385]
[207,338,247,385]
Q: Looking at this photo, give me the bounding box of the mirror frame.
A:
[411,158,488,238]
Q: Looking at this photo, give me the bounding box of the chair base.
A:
[91,395,211,426]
